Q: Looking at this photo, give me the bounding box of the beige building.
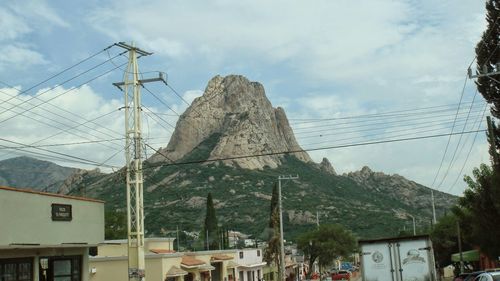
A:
[90,239,239,281]
[0,185,105,281]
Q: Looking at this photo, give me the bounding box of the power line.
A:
[0,60,128,127]
[142,107,176,131]
[144,129,486,170]
[292,103,485,133]
[142,85,182,117]
[144,142,175,163]
[429,75,469,190]
[0,137,119,168]
[0,50,127,125]
[0,100,122,154]
[447,104,489,193]
[436,89,481,188]
[0,84,123,139]
[295,107,485,139]
[0,137,124,149]
[0,44,114,101]
[288,101,482,124]
[300,116,481,148]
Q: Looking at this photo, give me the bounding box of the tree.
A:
[430,214,463,267]
[476,0,500,119]
[263,183,281,278]
[203,192,219,250]
[454,164,500,260]
[297,224,357,278]
[105,210,127,239]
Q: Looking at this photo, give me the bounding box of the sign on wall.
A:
[51,204,72,221]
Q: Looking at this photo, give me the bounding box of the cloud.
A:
[0,1,69,72]
[6,0,69,28]
[0,44,48,69]
[0,83,206,171]
[0,8,32,40]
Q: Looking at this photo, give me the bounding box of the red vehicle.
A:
[331,270,351,280]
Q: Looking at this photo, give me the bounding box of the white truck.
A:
[359,235,437,281]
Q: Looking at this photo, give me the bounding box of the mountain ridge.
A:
[1,74,458,240]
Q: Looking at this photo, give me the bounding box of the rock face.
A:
[148,75,312,169]
[319,157,336,175]
[347,166,456,209]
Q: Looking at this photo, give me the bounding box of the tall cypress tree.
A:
[476,0,500,119]
[203,192,219,250]
[476,0,500,160]
[264,183,281,272]
[463,0,500,259]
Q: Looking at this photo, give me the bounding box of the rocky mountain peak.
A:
[148,75,312,169]
[319,157,336,175]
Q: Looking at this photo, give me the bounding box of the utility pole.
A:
[316,211,320,228]
[176,225,180,251]
[457,221,464,274]
[113,42,166,281]
[407,214,416,236]
[431,190,437,225]
[278,175,299,281]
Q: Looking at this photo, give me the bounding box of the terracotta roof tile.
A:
[211,254,233,261]
[150,249,176,254]
[181,256,206,266]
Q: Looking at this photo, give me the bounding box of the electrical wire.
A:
[0,138,124,149]
[289,101,481,124]
[0,138,119,169]
[429,75,469,190]
[0,44,114,102]
[295,107,485,139]
[143,129,486,170]
[447,105,489,193]
[435,89,481,188]
[0,50,127,125]
[0,60,128,127]
[300,116,480,148]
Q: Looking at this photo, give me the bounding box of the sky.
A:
[0,0,493,196]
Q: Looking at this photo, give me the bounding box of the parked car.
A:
[455,273,472,281]
[473,271,500,281]
[464,271,485,281]
[331,270,350,280]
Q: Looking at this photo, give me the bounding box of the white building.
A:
[0,185,104,281]
[236,249,266,281]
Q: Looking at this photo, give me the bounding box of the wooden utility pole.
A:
[457,221,464,274]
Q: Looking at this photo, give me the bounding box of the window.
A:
[0,258,32,281]
[257,250,260,257]
[239,252,244,259]
[49,256,81,281]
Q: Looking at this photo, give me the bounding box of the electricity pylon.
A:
[113,42,166,281]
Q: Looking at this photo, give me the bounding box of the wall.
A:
[0,187,104,245]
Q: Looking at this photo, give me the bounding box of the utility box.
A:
[359,235,437,281]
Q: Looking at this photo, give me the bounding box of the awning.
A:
[238,262,267,269]
[166,266,188,277]
[211,254,233,262]
[198,264,216,272]
[181,256,206,269]
[226,261,240,269]
[151,249,176,254]
[451,250,480,262]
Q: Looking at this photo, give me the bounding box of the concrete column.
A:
[222,262,228,281]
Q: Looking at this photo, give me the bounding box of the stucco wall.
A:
[0,188,104,245]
